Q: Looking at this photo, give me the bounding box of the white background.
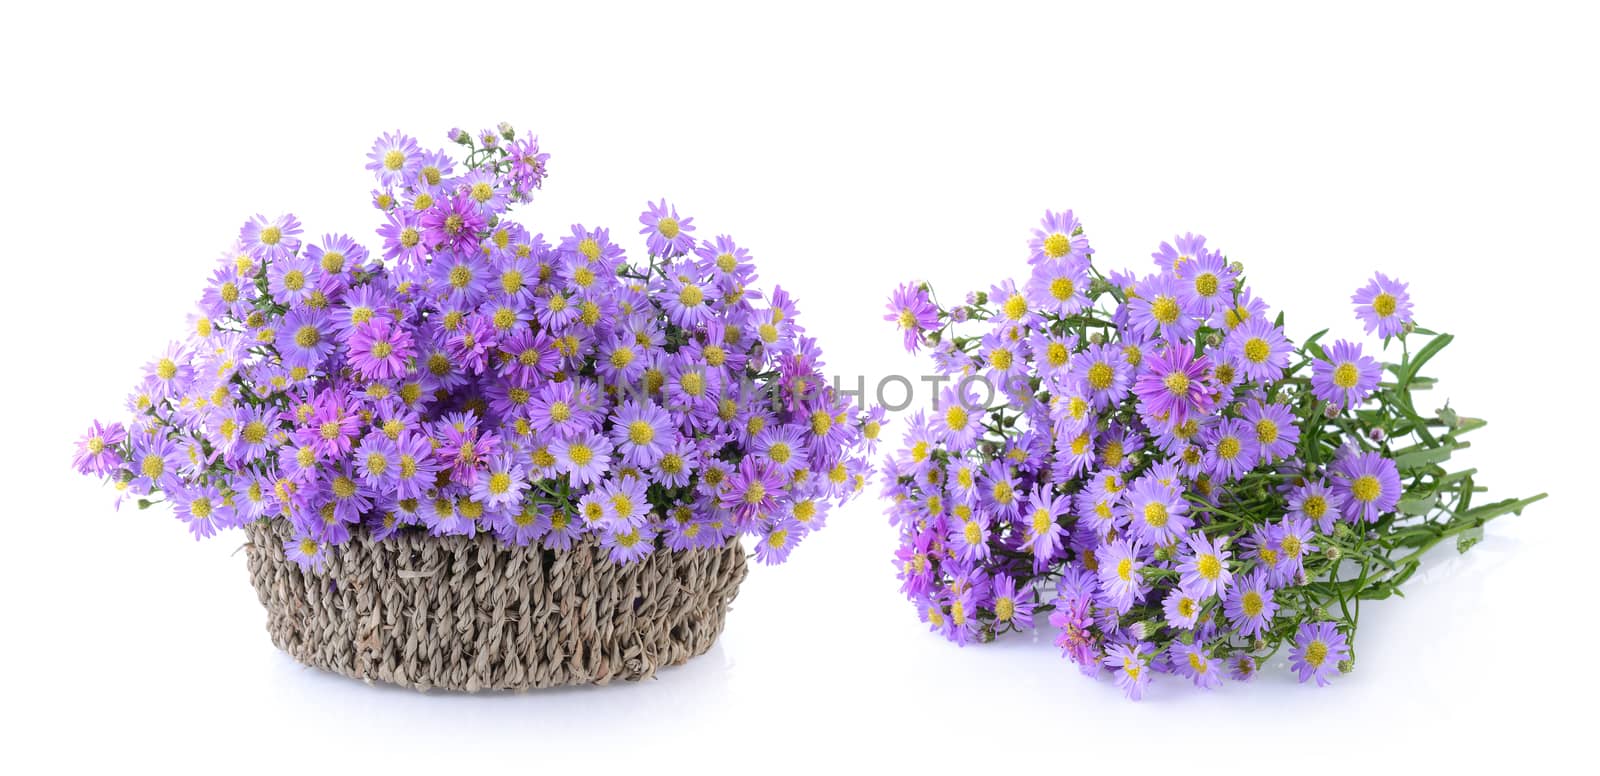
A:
[3,1,1595,772]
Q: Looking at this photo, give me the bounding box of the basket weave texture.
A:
[243,520,748,692]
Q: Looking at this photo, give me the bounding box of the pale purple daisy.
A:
[1096,537,1148,613]
[471,453,529,510]
[365,131,421,187]
[73,421,126,477]
[1288,477,1345,534]
[639,199,696,256]
[1121,475,1191,547]
[1290,621,1350,686]
[1226,317,1291,385]
[1311,340,1381,411]
[1132,347,1215,425]
[553,429,613,487]
[1171,642,1223,690]
[1178,533,1234,599]
[601,523,658,565]
[347,318,415,381]
[884,282,939,353]
[276,309,335,371]
[1028,210,1090,264]
[1332,449,1401,523]
[1224,571,1277,638]
[991,573,1036,630]
[283,534,328,573]
[753,517,804,565]
[1352,272,1413,338]
[1105,642,1153,700]
[1129,272,1199,343]
[240,213,303,261]
[1242,400,1299,462]
[1162,586,1203,630]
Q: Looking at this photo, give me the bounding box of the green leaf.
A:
[1456,526,1484,553]
[1401,332,1454,385]
[1393,445,1455,473]
[1397,494,1438,515]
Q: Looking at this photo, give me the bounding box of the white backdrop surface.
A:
[2,2,1594,773]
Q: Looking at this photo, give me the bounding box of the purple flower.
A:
[884,282,939,353]
[754,517,804,565]
[991,574,1036,630]
[721,458,783,525]
[1203,418,1259,482]
[276,308,334,371]
[1177,533,1234,599]
[1104,642,1153,700]
[283,534,328,573]
[601,523,657,565]
[1290,621,1350,686]
[365,131,421,187]
[1242,399,1299,462]
[1332,449,1401,523]
[391,433,441,500]
[240,213,303,261]
[1025,257,1090,316]
[1162,587,1202,630]
[73,421,126,477]
[1225,317,1290,385]
[1096,537,1148,613]
[347,318,415,381]
[1352,272,1413,338]
[471,453,529,510]
[1170,642,1222,690]
[1132,347,1215,425]
[421,193,486,253]
[553,429,612,487]
[1288,477,1345,534]
[1311,340,1381,411]
[639,199,695,256]
[1121,475,1191,547]
[1028,210,1089,264]
[1224,571,1277,638]
[1129,273,1199,343]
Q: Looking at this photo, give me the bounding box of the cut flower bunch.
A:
[73,123,873,572]
[882,212,1544,698]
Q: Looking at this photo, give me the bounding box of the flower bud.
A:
[1229,261,1244,274]
[498,121,516,141]
[1338,659,1355,674]
[972,291,989,306]
[1134,620,1162,640]
[1153,545,1172,562]
[950,307,969,323]
[1252,638,1267,652]
[1368,427,1386,442]
[1313,607,1331,620]
[1205,333,1221,347]
[449,127,470,144]
[1324,546,1342,561]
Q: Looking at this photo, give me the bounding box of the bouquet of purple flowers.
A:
[882,211,1543,698]
[73,123,874,572]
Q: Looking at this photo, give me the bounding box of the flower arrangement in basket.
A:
[881,211,1544,699]
[72,123,875,691]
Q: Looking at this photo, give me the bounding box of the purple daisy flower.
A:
[639,199,696,256]
[1171,642,1223,690]
[609,400,673,468]
[721,457,784,525]
[240,213,303,261]
[1028,210,1090,264]
[884,282,939,353]
[1203,418,1259,482]
[991,573,1036,630]
[1288,476,1345,534]
[1132,347,1215,426]
[377,208,427,265]
[1129,272,1199,343]
[1225,317,1291,385]
[1352,272,1413,338]
[553,429,612,487]
[1162,586,1203,630]
[1243,399,1300,462]
[1177,251,1236,314]
[354,435,400,487]
[1105,642,1153,700]
[601,523,658,565]
[1178,533,1234,599]
[753,517,804,565]
[144,341,195,402]
[1332,449,1401,523]
[1151,232,1211,277]
[365,131,421,187]
[1290,621,1351,686]
[391,433,441,500]
[1022,483,1069,568]
[73,420,126,477]
[950,512,993,564]
[347,318,415,381]
[283,534,328,573]
[276,308,335,371]
[471,453,530,511]
[175,483,233,539]
[1025,256,1091,315]
[266,255,319,308]
[421,194,486,253]
[1311,340,1381,411]
[1096,537,1148,613]
[1122,475,1192,547]
[1224,571,1277,638]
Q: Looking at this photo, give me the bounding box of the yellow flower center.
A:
[679,285,704,307]
[657,217,680,239]
[1042,232,1070,258]
[1117,557,1134,582]
[1164,371,1190,396]
[1197,553,1221,580]
[1303,495,1327,519]
[1050,277,1075,301]
[282,270,305,292]
[1216,436,1241,461]
[1144,502,1169,528]
[1373,293,1397,317]
[1003,294,1029,320]
[1305,639,1329,667]
[567,443,594,467]
[1255,419,1279,444]
[1333,362,1360,389]
[1243,337,1270,364]
[259,226,282,246]
[294,325,320,349]
[1241,591,1264,617]
[1351,475,1380,503]
[1152,295,1181,324]
[383,149,405,171]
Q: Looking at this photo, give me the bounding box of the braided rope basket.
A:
[243,520,748,692]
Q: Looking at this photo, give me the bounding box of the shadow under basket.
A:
[243,520,748,692]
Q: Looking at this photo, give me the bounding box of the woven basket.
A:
[243,519,748,692]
